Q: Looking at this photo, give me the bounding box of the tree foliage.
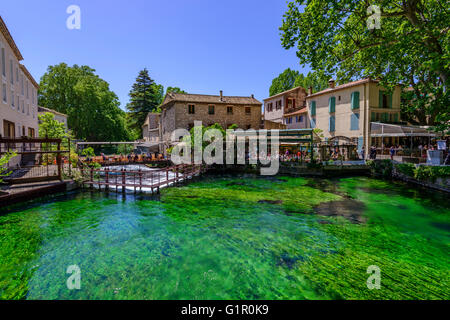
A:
[126,68,164,135]
[280,0,449,132]
[269,68,300,96]
[270,69,329,96]
[38,63,130,141]
[0,152,17,183]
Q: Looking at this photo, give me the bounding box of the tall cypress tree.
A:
[126,68,163,134]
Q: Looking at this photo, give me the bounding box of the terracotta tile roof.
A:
[38,106,67,117]
[306,78,379,99]
[20,64,39,89]
[161,92,262,108]
[283,108,308,117]
[0,15,24,61]
[263,86,307,101]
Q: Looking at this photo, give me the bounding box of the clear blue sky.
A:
[1,0,310,110]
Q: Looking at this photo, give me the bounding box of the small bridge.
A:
[81,164,205,194]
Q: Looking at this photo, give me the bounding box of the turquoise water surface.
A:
[0,175,449,300]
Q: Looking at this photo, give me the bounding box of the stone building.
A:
[159,91,262,153]
[263,86,308,126]
[305,78,402,155]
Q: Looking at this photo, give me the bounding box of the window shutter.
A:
[351,113,360,130]
[394,113,399,123]
[379,90,384,108]
[329,97,336,113]
[329,116,335,132]
[351,92,360,110]
[371,112,376,121]
[310,101,316,116]
[389,94,393,109]
[310,117,316,128]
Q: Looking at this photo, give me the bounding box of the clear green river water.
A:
[0,175,449,300]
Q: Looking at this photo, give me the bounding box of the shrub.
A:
[394,163,416,177]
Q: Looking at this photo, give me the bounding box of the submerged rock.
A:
[258,200,283,205]
[314,199,366,224]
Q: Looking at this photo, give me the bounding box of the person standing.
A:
[390,146,395,160]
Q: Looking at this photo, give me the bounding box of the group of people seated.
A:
[83,152,165,164]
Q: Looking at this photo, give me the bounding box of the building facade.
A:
[142,112,161,142]
[38,106,68,130]
[306,78,402,155]
[0,16,39,141]
[159,91,262,153]
[283,107,309,129]
[263,86,308,125]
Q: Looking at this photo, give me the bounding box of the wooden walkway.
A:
[81,164,205,193]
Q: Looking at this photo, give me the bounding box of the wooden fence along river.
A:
[81,164,205,194]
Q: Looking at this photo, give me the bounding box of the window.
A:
[351,91,360,110]
[27,104,30,115]
[276,100,282,110]
[329,96,336,113]
[329,115,336,132]
[379,90,392,108]
[16,95,19,111]
[310,101,316,116]
[227,106,233,115]
[310,117,316,129]
[245,107,251,115]
[10,60,13,84]
[3,120,15,138]
[16,66,18,82]
[21,74,24,95]
[188,104,195,114]
[21,100,24,113]
[299,115,304,122]
[350,113,360,131]
[11,90,14,108]
[26,81,29,99]
[208,105,215,115]
[1,47,5,77]
[2,83,6,103]
[393,113,399,123]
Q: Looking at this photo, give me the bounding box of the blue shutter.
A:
[351,113,360,130]
[329,116,335,132]
[310,101,316,116]
[351,91,360,110]
[310,117,316,128]
[357,136,364,153]
[329,97,336,113]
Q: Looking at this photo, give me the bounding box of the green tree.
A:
[166,87,187,95]
[294,71,329,93]
[0,152,17,183]
[38,63,130,141]
[280,0,449,132]
[126,68,164,135]
[269,68,300,96]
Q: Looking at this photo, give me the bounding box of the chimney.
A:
[251,94,254,99]
[308,87,313,96]
[328,79,336,89]
[220,90,223,101]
